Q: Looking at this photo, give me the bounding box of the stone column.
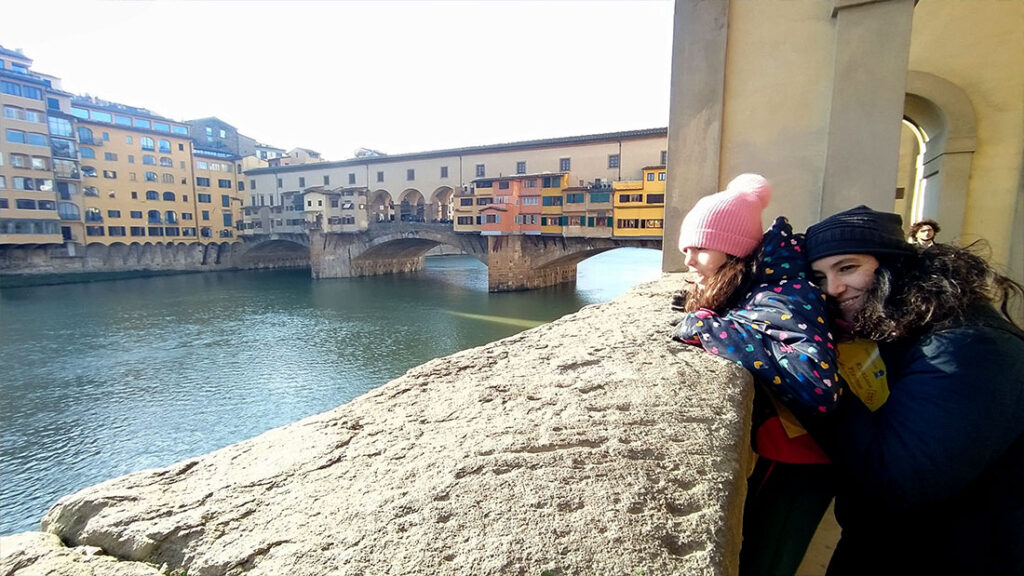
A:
[821,0,916,217]
[309,231,354,279]
[662,0,730,273]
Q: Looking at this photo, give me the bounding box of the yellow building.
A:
[452,186,480,233]
[191,149,244,240]
[539,173,567,235]
[70,97,197,244]
[0,46,68,245]
[612,165,665,238]
[453,184,494,234]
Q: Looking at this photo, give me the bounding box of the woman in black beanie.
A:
[803,205,1024,575]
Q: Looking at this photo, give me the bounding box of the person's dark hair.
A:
[850,241,1023,341]
[908,219,941,239]
[684,251,759,313]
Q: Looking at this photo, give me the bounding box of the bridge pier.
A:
[309,231,355,278]
[486,235,576,292]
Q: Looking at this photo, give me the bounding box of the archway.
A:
[430,186,456,223]
[369,189,395,223]
[398,189,425,223]
[896,71,977,244]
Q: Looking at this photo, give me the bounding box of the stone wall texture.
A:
[0,240,309,283]
[0,274,754,576]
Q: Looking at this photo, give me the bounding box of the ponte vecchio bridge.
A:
[236,222,661,292]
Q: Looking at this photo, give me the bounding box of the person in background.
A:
[805,205,1024,576]
[908,218,940,247]
[671,174,841,576]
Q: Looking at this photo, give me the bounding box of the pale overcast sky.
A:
[2,0,674,161]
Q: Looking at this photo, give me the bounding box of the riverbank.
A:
[0,240,309,288]
[0,268,222,288]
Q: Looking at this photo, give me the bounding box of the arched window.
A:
[145,171,157,182]
[83,186,99,197]
[161,173,174,183]
[163,191,175,201]
[140,137,154,151]
[142,155,156,165]
[81,165,97,177]
[147,210,161,223]
[77,127,94,144]
[165,210,178,224]
[146,190,159,200]
[80,147,95,159]
[159,157,173,167]
[158,139,171,153]
[58,202,80,220]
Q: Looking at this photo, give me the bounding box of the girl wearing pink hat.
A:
[672,174,840,575]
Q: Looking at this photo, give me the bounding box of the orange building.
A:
[474,173,557,236]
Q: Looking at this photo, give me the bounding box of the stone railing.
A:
[0,274,754,576]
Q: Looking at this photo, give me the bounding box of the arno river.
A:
[0,248,662,535]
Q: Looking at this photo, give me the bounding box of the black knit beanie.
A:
[806,205,917,262]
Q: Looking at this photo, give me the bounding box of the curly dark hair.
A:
[908,219,941,241]
[682,250,759,313]
[850,241,1023,341]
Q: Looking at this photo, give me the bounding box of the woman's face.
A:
[810,254,879,324]
[682,247,728,287]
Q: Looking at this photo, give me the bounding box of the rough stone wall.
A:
[0,242,308,279]
[0,274,754,576]
[487,235,579,292]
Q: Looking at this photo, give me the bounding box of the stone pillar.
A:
[662,0,730,273]
[821,0,916,217]
[309,231,354,279]
[487,235,577,292]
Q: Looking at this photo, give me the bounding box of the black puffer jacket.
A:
[816,305,1024,575]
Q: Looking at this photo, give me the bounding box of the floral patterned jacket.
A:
[672,216,841,418]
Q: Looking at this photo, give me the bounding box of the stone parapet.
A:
[0,274,754,576]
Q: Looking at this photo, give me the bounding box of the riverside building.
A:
[0,46,76,245]
[69,96,201,243]
[241,129,669,238]
[0,47,271,250]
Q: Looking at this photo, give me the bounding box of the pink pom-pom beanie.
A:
[677,173,772,258]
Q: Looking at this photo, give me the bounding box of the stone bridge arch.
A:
[309,224,488,280]
[360,225,487,265]
[487,236,662,292]
[236,234,311,269]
